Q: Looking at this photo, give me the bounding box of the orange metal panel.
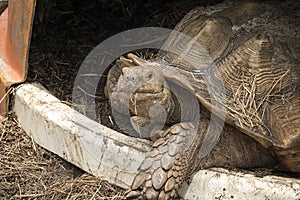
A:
[0,0,36,117]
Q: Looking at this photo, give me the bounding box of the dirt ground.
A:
[1,0,223,199]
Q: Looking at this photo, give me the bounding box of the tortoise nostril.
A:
[125,73,137,82]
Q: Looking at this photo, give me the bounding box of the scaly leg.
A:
[126,122,201,199]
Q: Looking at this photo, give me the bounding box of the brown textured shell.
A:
[158,2,300,171]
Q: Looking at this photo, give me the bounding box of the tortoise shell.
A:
[155,1,300,171]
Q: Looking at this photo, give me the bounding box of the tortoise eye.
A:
[145,72,153,81]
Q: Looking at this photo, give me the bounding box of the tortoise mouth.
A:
[117,82,165,94]
[128,86,173,118]
[134,84,164,94]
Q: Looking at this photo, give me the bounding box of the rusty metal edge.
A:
[0,0,36,117]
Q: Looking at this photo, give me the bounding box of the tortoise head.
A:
[117,66,165,95]
[109,54,202,139]
[112,64,176,124]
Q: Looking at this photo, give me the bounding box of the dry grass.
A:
[226,71,290,136]
[0,113,124,199]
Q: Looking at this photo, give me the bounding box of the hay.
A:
[223,70,291,136]
[0,113,124,199]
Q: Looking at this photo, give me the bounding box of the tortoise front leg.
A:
[126,122,201,199]
[125,117,277,200]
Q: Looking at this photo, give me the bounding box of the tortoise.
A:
[105,1,300,199]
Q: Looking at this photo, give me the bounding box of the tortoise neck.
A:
[167,80,200,125]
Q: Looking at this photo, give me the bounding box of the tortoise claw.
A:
[125,190,142,199]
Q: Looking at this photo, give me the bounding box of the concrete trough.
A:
[13,83,300,199]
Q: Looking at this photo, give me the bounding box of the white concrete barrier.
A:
[180,168,300,200]
[13,83,300,199]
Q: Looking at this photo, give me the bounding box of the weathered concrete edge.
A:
[12,83,300,199]
[12,82,151,189]
[180,168,300,199]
